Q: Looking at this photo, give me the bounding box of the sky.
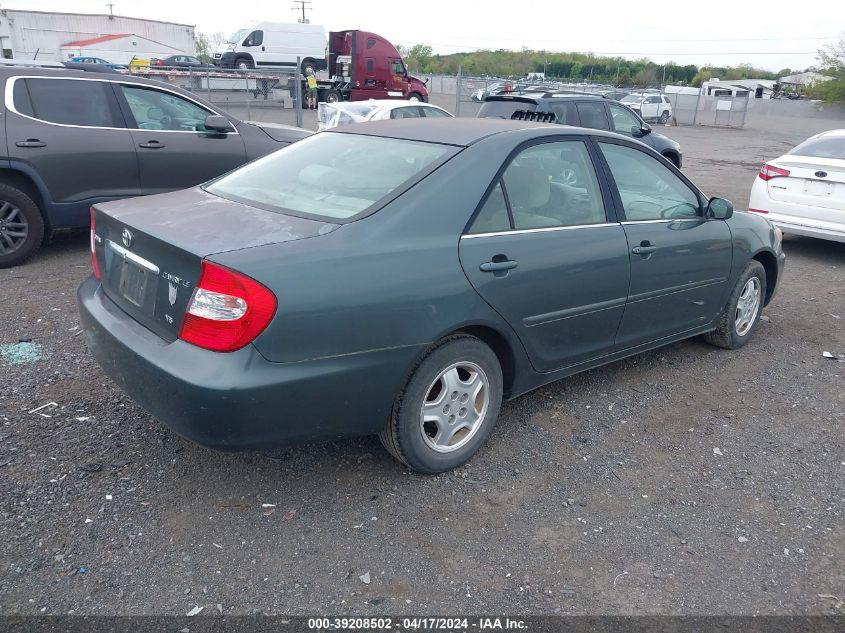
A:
[16,0,845,71]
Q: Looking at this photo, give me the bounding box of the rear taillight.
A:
[179,261,276,353]
[748,208,769,214]
[758,164,790,181]
[90,207,100,279]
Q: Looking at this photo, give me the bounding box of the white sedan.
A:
[748,129,845,243]
[317,100,453,131]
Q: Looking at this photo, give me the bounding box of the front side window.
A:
[608,104,641,134]
[206,133,455,221]
[391,60,406,75]
[120,85,212,131]
[599,142,700,221]
[244,30,263,47]
[16,78,123,127]
[575,102,609,130]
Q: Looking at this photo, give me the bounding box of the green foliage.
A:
[398,46,742,86]
[810,40,845,102]
[193,32,213,63]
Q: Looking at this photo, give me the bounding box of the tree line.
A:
[396,44,792,88]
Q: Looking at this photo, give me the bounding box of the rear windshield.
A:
[788,136,845,160]
[478,100,536,119]
[206,132,455,221]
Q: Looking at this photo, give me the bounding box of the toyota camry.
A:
[78,119,785,473]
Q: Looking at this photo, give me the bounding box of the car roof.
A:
[816,129,845,138]
[484,93,607,105]
[330,117,629,147]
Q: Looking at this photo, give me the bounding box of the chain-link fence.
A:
[141,65,304,128]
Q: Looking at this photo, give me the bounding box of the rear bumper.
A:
[77,277,423,450]
[749,185,845,243]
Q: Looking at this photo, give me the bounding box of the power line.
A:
[291,0,312,24]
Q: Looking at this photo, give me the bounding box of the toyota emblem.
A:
[121,228,134,248]
[815,171,828,178]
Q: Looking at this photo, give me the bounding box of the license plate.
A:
[805,180,832,196]
[118,259,148,307]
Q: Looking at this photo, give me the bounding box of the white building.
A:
[0,9,195,62]
[60,33,183,65]
[779,71,833,88]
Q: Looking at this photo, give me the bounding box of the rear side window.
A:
[206,133,456,221]
[477,101,535,119]
[468,183,510,234]
[575,102,609,130]
[17,78,123,127]
[12,79,35,117]
[549,102,578,126]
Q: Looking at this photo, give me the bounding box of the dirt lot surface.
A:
[1,122,843,617]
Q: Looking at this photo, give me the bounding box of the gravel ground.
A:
[0,122,843,617]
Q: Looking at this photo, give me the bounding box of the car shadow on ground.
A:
[781,235,845,263]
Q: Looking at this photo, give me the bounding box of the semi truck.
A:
[291,30,429,103]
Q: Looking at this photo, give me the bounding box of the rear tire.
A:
[0,183,44,269]
[379,335,503,474]
[659,110,670,124]
[705,260,766,350]
[301,58,317,75]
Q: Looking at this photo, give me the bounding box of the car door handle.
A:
[631,245,657,255]
[16,139,46,148]
[139,141,165,149]
[480,259,518,272]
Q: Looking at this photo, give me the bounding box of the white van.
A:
[214,22,327,73]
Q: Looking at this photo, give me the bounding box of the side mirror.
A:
[204,115,234,133]
[706,197,734,220]
[639,124,651,136]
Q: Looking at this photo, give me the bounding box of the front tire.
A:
[0,183,44,268]
[323,89,341,103]
[235,57,253,70]
[408,92,422,102]
[705,261,766,349]
[301,58,317,75]
[379,335,503,473]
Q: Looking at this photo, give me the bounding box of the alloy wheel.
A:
[734,277,762,336]
[0,201,28,256]
[419,361,490,453]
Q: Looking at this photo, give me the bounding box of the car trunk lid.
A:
[766,156,845,215]
[92,187,339,342]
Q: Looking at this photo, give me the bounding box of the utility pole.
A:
[616,60,620,85]
[291,0,312,24]
[105,3,115,18]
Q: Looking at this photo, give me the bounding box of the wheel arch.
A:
[751,249,778,305]
[0,168,50,230]
[661,150,681,168]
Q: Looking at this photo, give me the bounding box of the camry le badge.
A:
[121,228,134,248]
